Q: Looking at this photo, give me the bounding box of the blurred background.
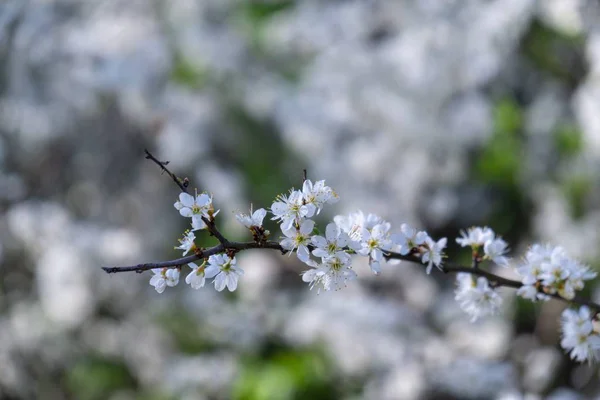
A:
[1,0,600,399]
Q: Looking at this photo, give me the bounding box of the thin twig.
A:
[144,149,189,193]
[144,149,230,245]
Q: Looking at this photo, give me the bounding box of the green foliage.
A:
[156,309,216,354]
[475,98,523,187]
[66,356,136,400]
[562,175,591,220]
[473,97,532,241]
[239,1,294,24]
[494,98,523,136]
[232,0,304,81]
[170,55,207,89]
[234,0,293,51]
[552,124,586,219]
[553,124,583,159]
[223,105,305,215]
[521,19,586,85]
[233,347,337,400]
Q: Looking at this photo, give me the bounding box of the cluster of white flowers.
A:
[560,306,600,362]
[149,267,180,294]
[455,273,503,322]
[452,227,509,320]
[270,180,449,292]
[153,181,450,295]
[142,181,600,364]
[182,254,244,292]
[271,179,339,231]
[271,180,355,292]
[516,244,596,301]
[451,227,600,363]
[456,226,510,266]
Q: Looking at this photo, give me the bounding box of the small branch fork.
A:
[103,150,600,312]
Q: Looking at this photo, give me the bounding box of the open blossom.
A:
[456,226,495,248]
[516,244,596,301]
[455,273,502,321]
[236,207,267,229]
[301,179,339,215]
[357,223,392,274]
[456,226,510,266]
[302,252,356,293]
[334,210,387,244]
[561,306,600,363]
[311,222,353,257]
[185,262,206,289]
[271,190,314,231]
[483,238,510,266]
[391,223,428,255]
[174,192,218,231]
[175,230,196,256]
[281,219,315,262]
[149,268,180,293]
[421,237,447,274]
[516,284,549,302]
[515,245,548,301]
[204,254,243,292]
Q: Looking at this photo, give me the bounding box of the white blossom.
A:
[271,190,314,231]
[483,238,510,267]
[455,273,502,322]
[516,284,549,302]
[185,262,206,289]
[302,252,355,293]
[175,230,196,256]
[174,192,217,231]
[390,223,428,255]
[311,222,351,258]
[456,226,495,248]
[334,210,387,244]
[421,237,447,274]
[149,268,180,293]
[280,219,315,262]
[204,254,243,292]
[301,179,339,214]
[236,207,267,229]
[357,223,392,274]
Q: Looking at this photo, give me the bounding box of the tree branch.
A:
[102,240,285,274]
[103,150,600,313]
[103,240,600,311]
